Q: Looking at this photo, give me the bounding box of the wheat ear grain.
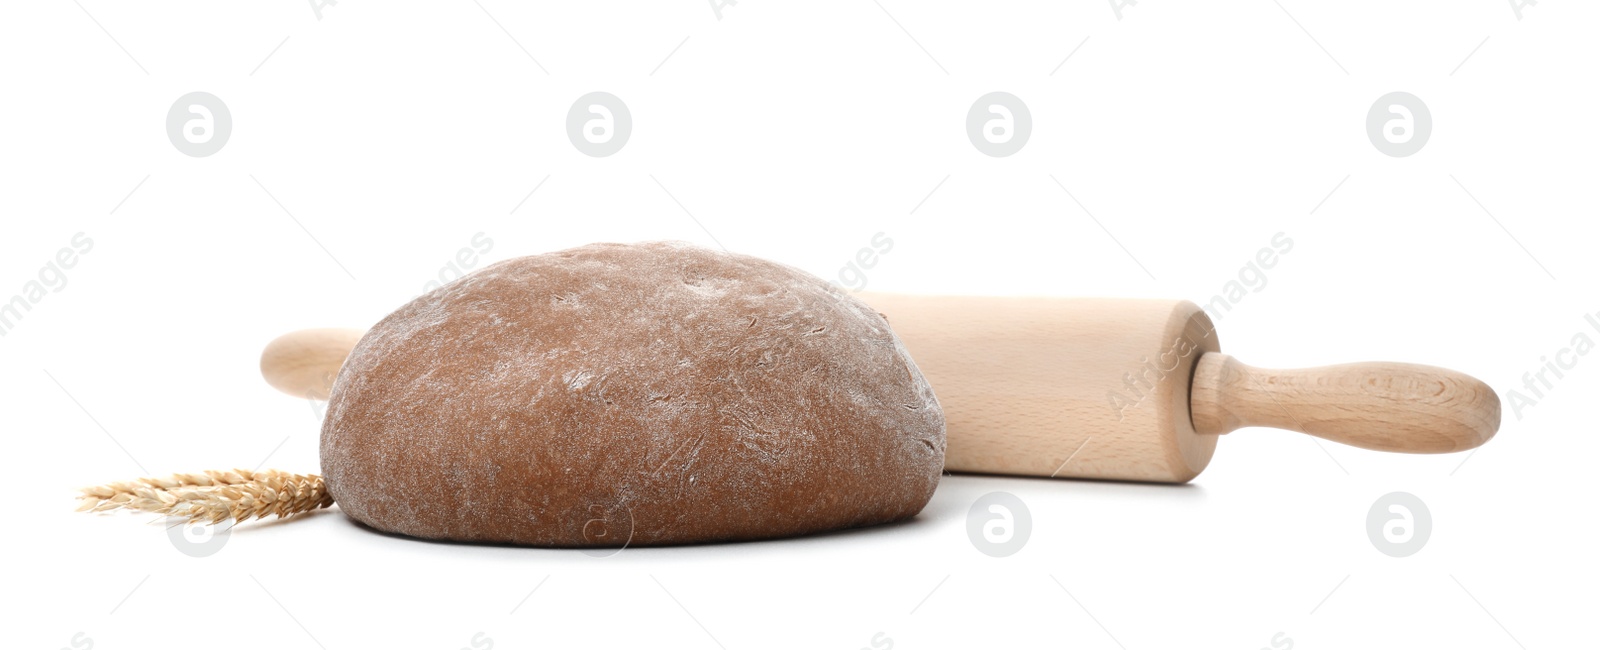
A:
[77,469,334,526]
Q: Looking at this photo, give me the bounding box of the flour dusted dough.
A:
[321,242,945,546]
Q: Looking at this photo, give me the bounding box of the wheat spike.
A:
[77,469,334,526]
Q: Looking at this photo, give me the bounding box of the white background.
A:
[3,1,1595,648]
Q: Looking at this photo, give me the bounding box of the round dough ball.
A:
[321,241,945,546]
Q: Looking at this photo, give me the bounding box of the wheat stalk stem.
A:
[77,469,333,526]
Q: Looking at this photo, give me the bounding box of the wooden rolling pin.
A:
[856,294,1497,482]
[262,294,1499,483]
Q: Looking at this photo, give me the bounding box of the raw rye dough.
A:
[321,241,945,546]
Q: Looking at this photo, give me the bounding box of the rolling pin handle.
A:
[260,328,365,400]
[1189,353,1500,453]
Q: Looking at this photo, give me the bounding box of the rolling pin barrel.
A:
[858,293,1222,482]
